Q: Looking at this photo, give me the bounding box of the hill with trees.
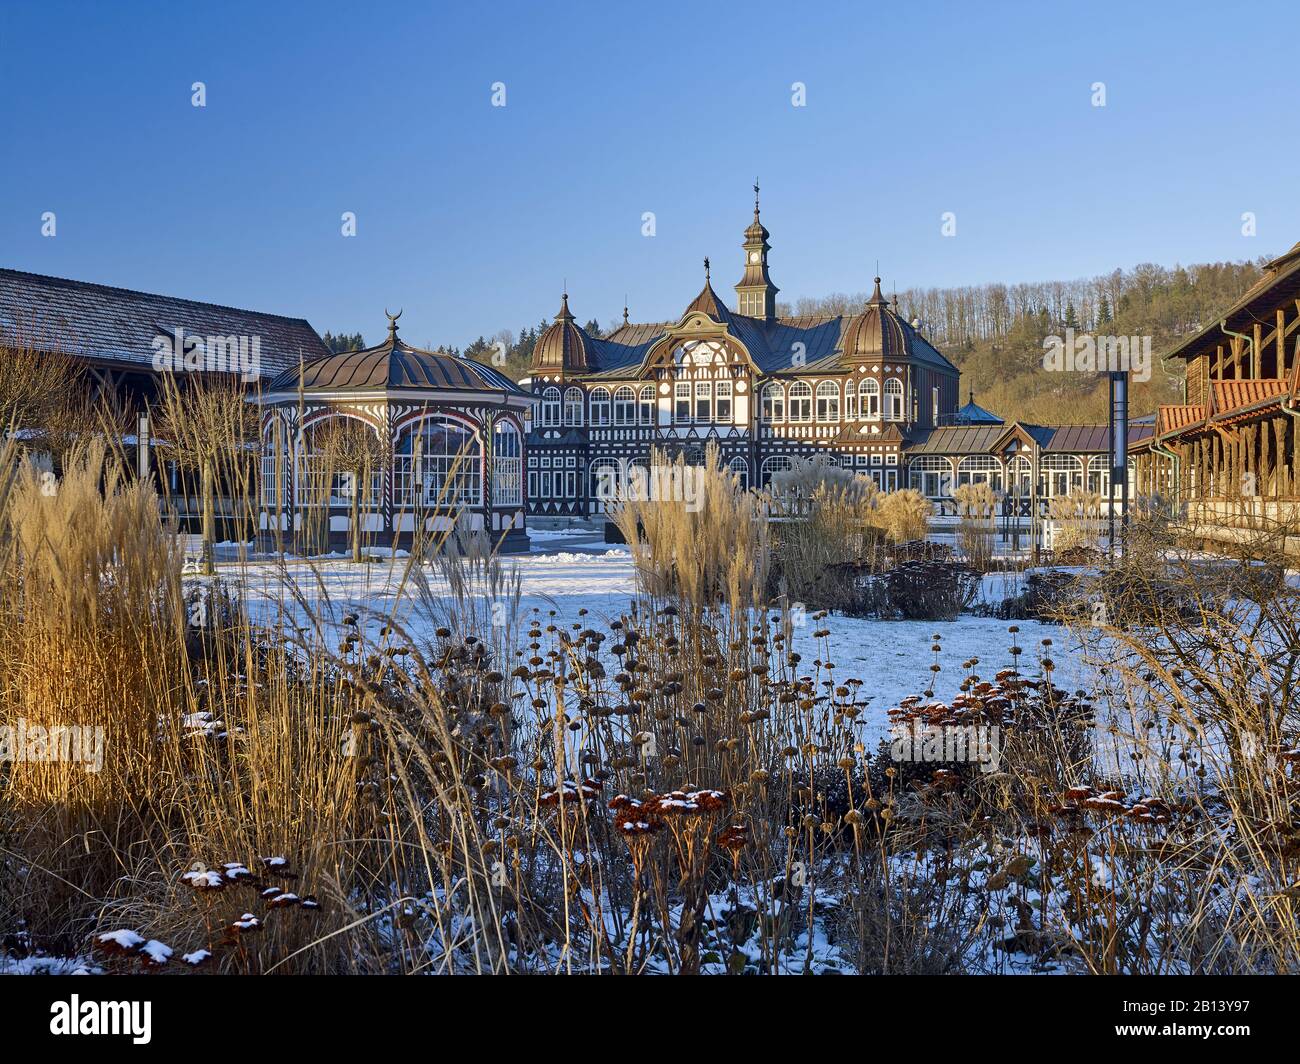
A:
[787,256,1272,423]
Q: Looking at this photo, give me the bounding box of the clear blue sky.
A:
[2,0,1297,348]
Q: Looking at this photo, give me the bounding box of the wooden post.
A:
[1279,309,1288,379]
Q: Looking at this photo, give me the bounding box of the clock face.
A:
[748,251,760,264]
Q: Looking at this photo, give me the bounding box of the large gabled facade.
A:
[521,194,962,517]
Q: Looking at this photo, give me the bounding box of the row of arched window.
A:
[538,385,656,427]
[537,378,911,427]
[761,379,904,423]
[260,415,522,510]
[907,454,1133,498]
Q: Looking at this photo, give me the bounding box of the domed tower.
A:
[530,293,589,375]
[841,277,910,361]
[734,183,778,321]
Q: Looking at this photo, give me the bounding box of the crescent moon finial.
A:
[385,308,402,339]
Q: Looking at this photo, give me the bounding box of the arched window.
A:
[728,456,749,490]
[957,455,1003,492]
[1087,454,1109,494]
[788,382,812,423]
[761,454,794,485]
[815,381,840,423]
[589,457,623,513]
[1041,454,1084,497]
[638,385,656,425]
[1006,455,1033,496]
[613,385,636,425]
[590,387,611,426]
[909,455,952,498]
[540,387,561,427]
[761,383,785,422]
[492,420,522,506]
[883,378,904,421]
[394,416,481,507]
[261,418,287,509]
[297,417,382,508]
[845,383,858,420]
[860,378,880,420]
[563,387,583,426]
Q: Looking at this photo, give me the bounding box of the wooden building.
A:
[1136,242,1300,543]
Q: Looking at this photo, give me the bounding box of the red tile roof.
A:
[1212,379,1288,416]
[1157,404,1206,435]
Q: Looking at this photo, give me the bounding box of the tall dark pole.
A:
[1108,370,1129,555]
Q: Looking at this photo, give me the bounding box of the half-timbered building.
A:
[523,193,962,517]
[521,194,1140,526]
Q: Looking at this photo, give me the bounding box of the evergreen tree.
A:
[321,330,365,353]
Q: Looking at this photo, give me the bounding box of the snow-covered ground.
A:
[226,530,1090,748]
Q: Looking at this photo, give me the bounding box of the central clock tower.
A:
[734,182,779,321]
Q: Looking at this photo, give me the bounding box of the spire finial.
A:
[868,276,885,306]
[622,296,629,326]
[556,290,573,321]
[968,386,974,406]
[385,308,402,339]
[704,256,711,282]
[753,178,760,214]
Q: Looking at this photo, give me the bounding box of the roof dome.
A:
[841,277,911,360]
[531,294,589,372]
[266,312,524,395]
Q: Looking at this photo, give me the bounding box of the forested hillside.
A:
[788,257,1273,423]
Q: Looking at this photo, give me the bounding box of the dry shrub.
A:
[874,488,932,544]
[1049,489,1103,554]
[608,443,769,612]
[953,481,998,571]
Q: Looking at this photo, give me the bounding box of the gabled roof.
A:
[906,420,1150,456]
[0,267,329,374]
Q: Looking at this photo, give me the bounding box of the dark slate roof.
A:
[267,326,526,396]
[575,303,957,380]
[0,267,329,374]
[907,420,1152,456]
[1044,423,1154,452]
[906,425,1009,455]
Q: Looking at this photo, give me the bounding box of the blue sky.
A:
[2,0,1297,348]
